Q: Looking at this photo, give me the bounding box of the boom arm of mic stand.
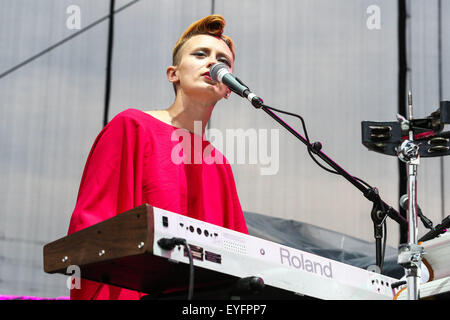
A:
[258,104,408,227]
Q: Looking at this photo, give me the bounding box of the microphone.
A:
[210,63,263,108]
[419,215,450,242]
[399,194,433,230]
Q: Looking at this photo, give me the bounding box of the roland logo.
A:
[280,247,333,278]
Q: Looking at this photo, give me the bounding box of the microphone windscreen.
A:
[210,63,228,82]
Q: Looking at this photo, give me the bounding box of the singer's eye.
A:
[192,51,206,57]
[219,57,231,67]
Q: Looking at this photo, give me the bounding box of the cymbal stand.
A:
[396,92,424,300]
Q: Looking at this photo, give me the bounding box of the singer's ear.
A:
[166,65,179,84]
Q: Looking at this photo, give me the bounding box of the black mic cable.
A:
[157,237,194,300]
[261,104,374,189]
[210,63,374,189]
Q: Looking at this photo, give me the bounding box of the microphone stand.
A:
[247,97,408,272]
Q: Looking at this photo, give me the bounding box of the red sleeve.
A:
[68,113,148,235]
[67,113,148,300]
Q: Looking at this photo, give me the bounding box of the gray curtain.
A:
[0,0,448,298]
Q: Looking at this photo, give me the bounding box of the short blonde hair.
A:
[172,14,235,66]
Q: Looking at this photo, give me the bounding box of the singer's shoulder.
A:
[100,108,157,135]
[105,108,181,139]
[107,108,166,127]
[110,108,150,122]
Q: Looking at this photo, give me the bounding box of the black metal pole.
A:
[438,0,446,221]
[103,0,115,127]
[398,0,409,244]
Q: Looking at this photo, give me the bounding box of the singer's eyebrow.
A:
[191,46,232,64]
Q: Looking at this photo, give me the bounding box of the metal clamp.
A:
[396,139,420,164]
[398,243,424,270]
[398,243,425,300]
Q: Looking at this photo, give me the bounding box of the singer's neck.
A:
[165,91,215,135]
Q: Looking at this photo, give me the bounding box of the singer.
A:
[67,15,248,300]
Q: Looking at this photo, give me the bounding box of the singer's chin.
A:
[195,86,224,102]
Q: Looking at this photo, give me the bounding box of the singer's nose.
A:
[206,56,219,69]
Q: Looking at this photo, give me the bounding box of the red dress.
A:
[67,108,248,300]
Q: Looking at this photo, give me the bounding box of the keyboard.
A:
[44,204,401,300]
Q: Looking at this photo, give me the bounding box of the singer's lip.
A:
[202,72,215,83]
